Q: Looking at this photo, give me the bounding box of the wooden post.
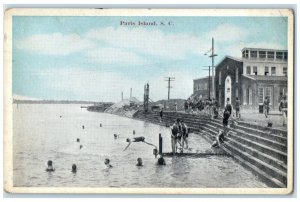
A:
[159,133,163,154]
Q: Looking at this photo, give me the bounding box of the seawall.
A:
[132,110,288,188]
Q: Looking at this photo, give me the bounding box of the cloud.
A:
[206,23,248,42]
[86,27,208,59]
[16,33,94,55]
[86,47,149,65]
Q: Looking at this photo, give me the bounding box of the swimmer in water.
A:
[104,158,113,168]
[136,158,143,166]
[82,125,85,129]
[157,155,166,165]
[72,164,77,173]
[77,138,80,142]
[123,136,156,151]
[80,145,83,149]
[114,134,119,139]
[46,160,55,172]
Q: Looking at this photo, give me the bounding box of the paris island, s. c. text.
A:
[120,21,174,26]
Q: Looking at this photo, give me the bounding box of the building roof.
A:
[242,47,288,52]
[193,76,209,81]
[215,55,243,68]
[242,75,288,81]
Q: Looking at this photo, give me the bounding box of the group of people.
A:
[170,118,189,154]
[184,98,220,119]
[46,123,167,173]
[264,94,288,126]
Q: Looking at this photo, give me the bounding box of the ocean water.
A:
[13,104,268,188]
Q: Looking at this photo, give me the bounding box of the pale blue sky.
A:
[12,16,287,102]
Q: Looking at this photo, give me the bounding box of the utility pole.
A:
[209,38,217,99]
[204,38,218,98]
[203,66,211,100]
[130,88,132,98]
[164,77,175,100]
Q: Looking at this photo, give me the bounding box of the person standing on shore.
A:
[159,108,163,123]
[279,95,288,126]
[170,119,180,154]
[235,97,240,119]
[184,100,189,113]
[263,96,270,118]
[180,120,189,149]
[223,98,232,136]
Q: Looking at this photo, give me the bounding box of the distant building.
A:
[193,77,213,100]
[215,47,288,109]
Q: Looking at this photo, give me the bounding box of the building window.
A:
[271,67,276,75]
[219,71,221,85]
[283,67,287,76]
[236,68,238,83]
[276,52,283,60]
[259,51,266,59]
[246,66,251,74]
[267,51,274,60]
[253,66,258,75]
[258,87,264,104]
[242,50,249,58]
[284,52,288,60]
[265,66,269,75]
[250,51,257,58]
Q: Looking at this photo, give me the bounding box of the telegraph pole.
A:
[164,77,175,100]
[209,38,217,99]
[203,66,211,100]
[130,88,132,98]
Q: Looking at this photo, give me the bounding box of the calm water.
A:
[13,104,268,188]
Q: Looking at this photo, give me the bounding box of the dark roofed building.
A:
[193,76,213,100]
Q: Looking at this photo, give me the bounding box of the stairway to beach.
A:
[133,110,288,188]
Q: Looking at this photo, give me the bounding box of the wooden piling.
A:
[159,133,163,154]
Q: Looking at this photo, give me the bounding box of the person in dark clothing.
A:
[46,160,55,172]
[225,98,232,115]
[123,136,156,151]
[235,97,240,118]
[263,97,270,118]
[180,120,189,149]
[223,98,232,136]
[157,155,166,165]
[184,100,189,112]
[279,95,288,126]
[136,158,143,166]
[212,99,219,119]
[170,119,181,154]
[72,164,77,173]
[159,109,163,122]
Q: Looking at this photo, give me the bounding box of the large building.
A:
[215,47,288,109]
[193,76,213,100]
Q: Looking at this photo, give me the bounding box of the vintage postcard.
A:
[4,8,294,194]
